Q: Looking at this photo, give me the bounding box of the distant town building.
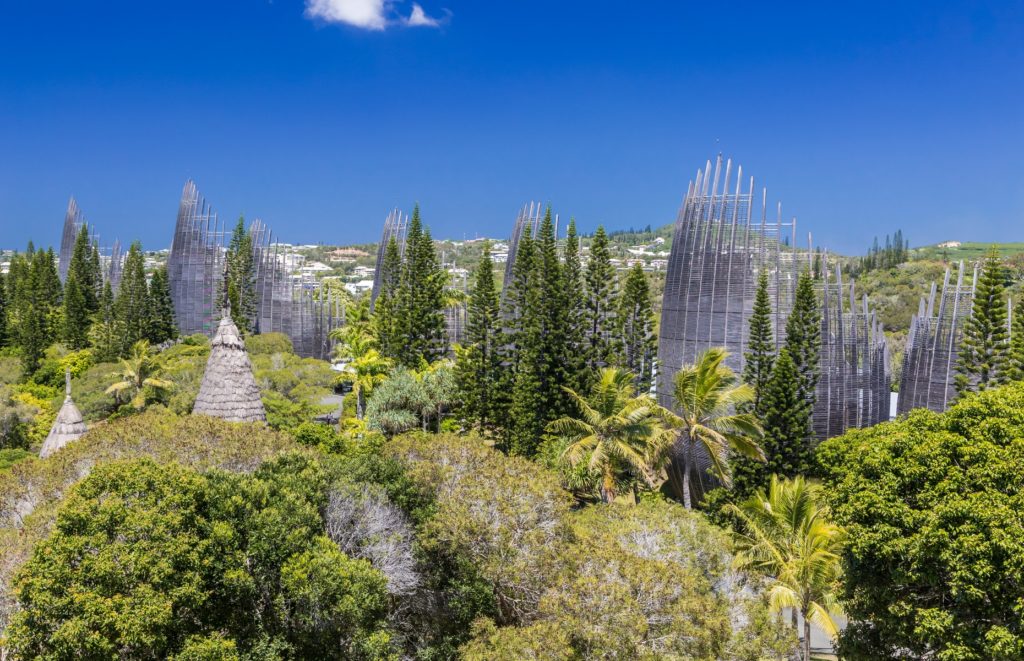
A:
[937,241,961,248]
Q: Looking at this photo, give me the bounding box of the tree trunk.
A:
[802,609,811,661]
[356,390,365,420]
[681,440,693,509]
[602,470,616,503]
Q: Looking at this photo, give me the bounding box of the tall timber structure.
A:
[167,180,341,359]
[658,155,890,497]
[897,263,977,414]
[168,181,225,337]
[57,197,125,290]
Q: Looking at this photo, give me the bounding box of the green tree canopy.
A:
[818,382,1024,659]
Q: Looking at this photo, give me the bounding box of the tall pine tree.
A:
[584,226,620,370]
[743,270,775,413]
[394,206,447,367]
[785,269,821,406]
[374,237,404,361]
[62,271,91,349]
[454,241,504,432]
[957,249,1009,393]
[89,280,124,362]
[147,266,178,344]
[1008,297,1024,382]
[0,270,7,348]
[759,348,813,478]
[225,217,257,334]
[504,226,546,456]
[17,248,58,374]
[116,242,149,355]
[562,218,589,392]
[62,225,98,349]
[618,262,656,392]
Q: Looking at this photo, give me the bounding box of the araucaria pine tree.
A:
[584,226,621,370]
[15,247,60,374]
[533,208,572,421]
[618,262,656,392]
[146,266,178,345]
[562,218,589,392]
[0,270,7,348]
[785,270,821,406]
[759,347,813,479]
[394,206,447,367]
[957,249,1009,393]
[225,217,257,334]
[743,270,775,414]
[454,241,504,431]
[62,271,91,349]
[1008,298,1024,382]
[374,237,404,361]
[89,280,124,362]
[62,225,99,349]
[116,242,149,355]
[504,226,546,456]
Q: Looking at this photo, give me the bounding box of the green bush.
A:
[8,454,395,659]
[245,332,294,356]
[819,382,1024,659]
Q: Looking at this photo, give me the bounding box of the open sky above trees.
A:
[0,1,1022,252]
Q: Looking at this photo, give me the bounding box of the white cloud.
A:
[405,3,440,27]
[304,0,445,30]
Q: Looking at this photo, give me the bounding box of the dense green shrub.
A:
[245,332,294,356]
[8,455,395,659]
[819,382,1024,659]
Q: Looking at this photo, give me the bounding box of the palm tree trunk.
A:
[802,610,811,661]
[681,440,694,509]
[356,390,365,420]
[602,470,616,503]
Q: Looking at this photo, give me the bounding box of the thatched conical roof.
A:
[40,370,87,458]
[193,312,267,423]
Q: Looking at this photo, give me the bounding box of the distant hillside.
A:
[911,241,1024,262]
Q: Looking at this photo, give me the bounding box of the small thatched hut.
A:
[40,370,87,458]
[193,312,267,423]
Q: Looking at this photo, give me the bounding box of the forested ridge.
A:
[1,217,1023,660]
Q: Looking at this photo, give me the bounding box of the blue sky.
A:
[0,0,1022,254]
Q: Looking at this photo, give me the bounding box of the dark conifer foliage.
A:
[584,225,620,371]
[562,218,589,393]
[0,270,7,348]
[116,242,149,354]
[455,241,504,432]
[957,249,1009,393]
[90,279,122,362]
[1008,298,1024,382]
[68,225,99,313]
[504,226,545,456]
[856,229,909,274]
[62,271,90,349]
[618,262,655,393]
[785,270,821,406]
[147,266,178,345]
[62,225,99,349]
[15,248,58,374]
[394,206,447,367]
[758,347,813,479]
[225,217,257,334]
[374,237,404,361]
[743,271,775,413]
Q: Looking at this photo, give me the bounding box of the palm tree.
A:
[667,347,764,508]
[727,475,845,661]
[547,367,675,503]
[105,340,174,410]
[334,329,391,420]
